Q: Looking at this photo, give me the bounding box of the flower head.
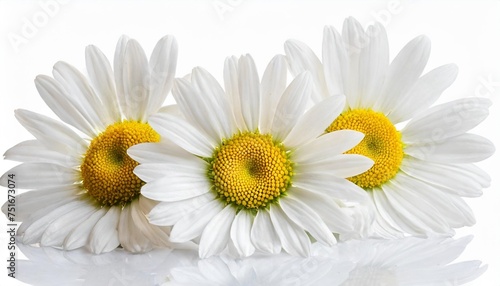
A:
[285,17,495,238]
[129,54,373,258]
[2,35,179,253]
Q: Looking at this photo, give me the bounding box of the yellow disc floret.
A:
[326,109,404,189]
[208,132,293,210]
[81,121,160,206]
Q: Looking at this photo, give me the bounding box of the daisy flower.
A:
[285,17,495,238]
[129,54,374,258]
[1,35,178,253]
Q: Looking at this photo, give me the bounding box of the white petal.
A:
[402,97,492,143]
[371,188,412,235]
[148,192,214,226]
[147,35,178,117]
[285,39,328,102]
[190,67,235,138]
[375,35,431,113]
[230,211,255,257]
[169,200,222,242]
[1,163,77,189]
[41,201,96,246]
[199,204,236,258]
[293,172,369,202]
[322,25,348,97]
[401,158,485,197]
[117,202,143,252]
[15,109,87,158]
[85,45,121,123]
[134,158,205,183]
[224,55,246,130]
[1,185,78,221]
[135,196,171,248]
[238,55,260,131]
[357,23,389,109]
[88,206,120,254]
[295,154,373,178]
[123,200,157,252]
[382,177,452,235]
[134,161,203,183]
[293,130,364,164]
[269,205,310,256]
[113,35,130,114]
[22,200,85,244]
[35,75,98,136]
[121,39,151,121]
[284,95,346,149]
[4,140,78,167]
[405,134,495,163]
[148,112,215,157]
[260,55,287,133]
[250,209,281,254]
[289,187,354,233]
[399,174,475,228]
[271,72,312,141]
[341,17,366,107]
[128,140,194,165]
[141,173,210,202]
[388,64,458,123]
[52,61,110,131]
[64,207,107,250]
[280,196,336,246]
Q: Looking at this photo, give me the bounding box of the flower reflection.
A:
[16,236,485,286]
[317,236,487,286]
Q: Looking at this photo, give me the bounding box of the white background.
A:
[0,0,499,285]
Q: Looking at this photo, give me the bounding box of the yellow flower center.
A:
[81,121,160,206]
[326,109,404,189]
[208,132,293,210]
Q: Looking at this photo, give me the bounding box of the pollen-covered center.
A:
[208,132,293,210]
[81,121,160,206]
[326,109,404,189]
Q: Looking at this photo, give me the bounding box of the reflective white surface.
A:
[1,0,499,285]
[15,236,485,286]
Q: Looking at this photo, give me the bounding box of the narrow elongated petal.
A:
[402,98,491,144]
[250,209,281,254]
[238,55,260,131]
[405,134,495,164]
[322,25,348,97]
[280,196,336,246]
[1,163,77,189]
[375,35,431,113]
[293,130,364,164]
[284,95,345,149]
[14,109,87,158]
[260,55,287,133]
[271,72,311,141]
[121,39,151,121]
[53,61,110,131]
[64,208,107,250]
[147,35,177,117]
[285,39,328,102]
[230,211,255,257]
[88,207,120,254]
[85,45,121,123]
[389,64,459,123]
[199,205,236,258]
[169,200,222,242]
[269,205,310,257]
[35,75,98,136]
[148,112,215,157]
